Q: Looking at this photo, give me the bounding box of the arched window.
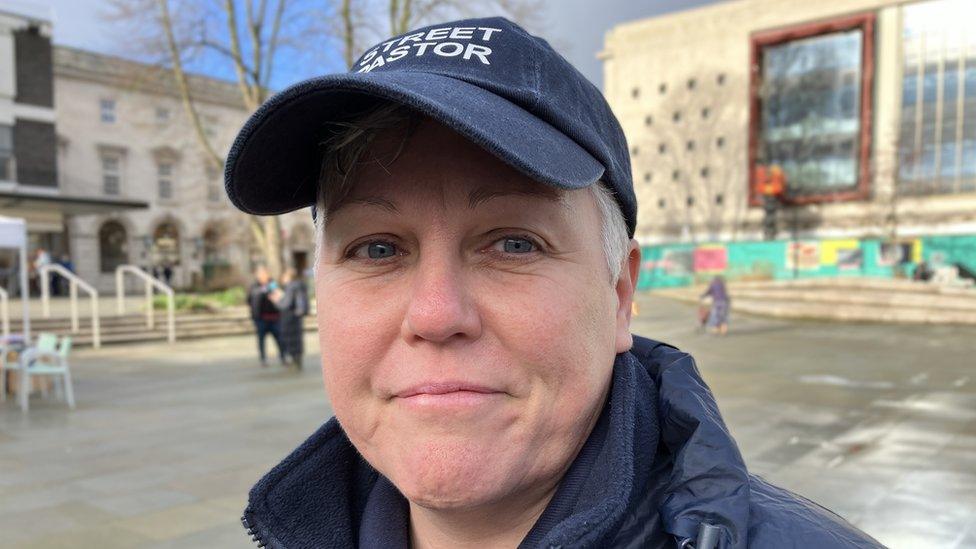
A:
[99,221,128,273]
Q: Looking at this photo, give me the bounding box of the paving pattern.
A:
[2,293,974,548]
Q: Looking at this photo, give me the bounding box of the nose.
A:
[402,252,482,345]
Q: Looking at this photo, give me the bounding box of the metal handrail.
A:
[115,265,175,343]
[0,286,8,340]
[39,264,101,348]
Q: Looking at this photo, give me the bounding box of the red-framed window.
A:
[748,13,876,206]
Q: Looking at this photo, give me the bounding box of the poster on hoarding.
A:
[693,246,728,273]
[662,249,694,276]
[785,242,820,271]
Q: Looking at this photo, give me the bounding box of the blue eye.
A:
[500,237,536,254]
[366,242,397,259]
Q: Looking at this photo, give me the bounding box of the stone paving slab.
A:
[1,293,974,548]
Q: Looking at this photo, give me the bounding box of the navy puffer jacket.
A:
[242,336,883,548]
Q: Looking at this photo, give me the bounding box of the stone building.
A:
[602,0,976,246]
[54,47,315,292]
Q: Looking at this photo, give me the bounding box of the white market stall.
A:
[0,215,30,341]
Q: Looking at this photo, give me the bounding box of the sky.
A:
[8,0,726,90]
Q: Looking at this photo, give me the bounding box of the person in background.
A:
[701,275,730,336]
[29,248,51,296]
[56,254,74,296]
[271,267,310,368]
[248,265,284,367]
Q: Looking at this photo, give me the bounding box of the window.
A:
[898,0,976,194]
[99,221,128,273]
[100,99,116,123]
[206,164,221,202]
[750,13,874,203]
[716,193,725,205]
[101,153,121,195]
[701,166,711,178]
[631,146,639,156]
[644,115,653,126]
[673,111,682,122]
[672,169,680,181]
[659,143,667,154]
[687,140,696,151]
[687,78,697,90]
[0,125,13,180]
[631,87,640,99]
[643,172,652,183]
[686,196,695,207]
[157,161,174,199]
[702,107,711,119]
[717,73,726,85]
[658,198,667,209]
[659,83,667,94]
[155,107,171,124]
[716,136,726,148]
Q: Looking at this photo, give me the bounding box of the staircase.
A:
[654,278,976,325]
[9,307,318,347]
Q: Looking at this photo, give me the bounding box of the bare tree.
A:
[104,0,314,277]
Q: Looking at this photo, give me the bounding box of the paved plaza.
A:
[2,292,975,548]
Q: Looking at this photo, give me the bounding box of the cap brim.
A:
[225,71,605,215]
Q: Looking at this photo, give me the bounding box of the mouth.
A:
[393,382,507,411]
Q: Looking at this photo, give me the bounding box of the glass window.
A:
[157,161,174,199]
[99,221,128,273]
[155,107,170,123]
[206,164,221,202]
[0,125,13,181]
[757,29,863,195]
[899,0,976,195]
[102,154,121,195]
[100,99,116,123]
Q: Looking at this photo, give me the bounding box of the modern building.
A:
[602,0,976,287]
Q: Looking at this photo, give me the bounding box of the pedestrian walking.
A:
[271,267,309,368]
[248,266,284,367]
[701,275,730,335]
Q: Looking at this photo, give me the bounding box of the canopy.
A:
[0,216,30,340]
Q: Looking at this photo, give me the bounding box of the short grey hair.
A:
[313,103,631,283]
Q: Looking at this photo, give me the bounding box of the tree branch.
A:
[222,0,259,111]
[155,0,224,170]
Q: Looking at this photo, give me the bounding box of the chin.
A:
[384,436,518,510]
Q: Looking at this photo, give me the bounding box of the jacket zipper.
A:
[242,513,268,548]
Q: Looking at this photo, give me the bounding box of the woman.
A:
[701,275,730,335]
[271,268,309,368]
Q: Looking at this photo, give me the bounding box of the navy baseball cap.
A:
[225,16,637,236]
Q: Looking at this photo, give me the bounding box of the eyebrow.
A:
[466,186,567,209]
[331,185,566,216]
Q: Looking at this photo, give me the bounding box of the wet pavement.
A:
[1,292,974,548]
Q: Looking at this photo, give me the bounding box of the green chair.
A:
[10,333,75,412]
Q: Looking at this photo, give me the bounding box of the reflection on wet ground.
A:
[635,293,976,549]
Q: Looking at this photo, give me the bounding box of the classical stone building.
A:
[602,0,976,246]
[54,47,315,292]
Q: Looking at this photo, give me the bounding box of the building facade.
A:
[602,0,976,286]
[54,47,314,292]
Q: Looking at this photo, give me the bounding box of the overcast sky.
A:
[9,0,726,90]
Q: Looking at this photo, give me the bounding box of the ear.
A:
[614,240,642,354]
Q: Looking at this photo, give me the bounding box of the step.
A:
[729,288,976,312]
[59,319,320,347]
[731,298,976,325]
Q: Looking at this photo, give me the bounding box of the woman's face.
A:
[315,119,637,512]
